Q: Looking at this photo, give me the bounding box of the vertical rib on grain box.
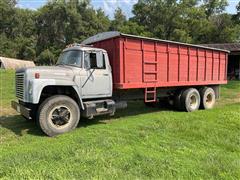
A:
[82,31,229,89]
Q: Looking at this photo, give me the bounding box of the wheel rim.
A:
[48,105,72,129]
[189,94,198,109]
[205,93,214,107]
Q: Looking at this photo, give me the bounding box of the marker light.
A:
[35,73,40,79]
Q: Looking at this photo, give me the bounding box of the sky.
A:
[17,0,239,19]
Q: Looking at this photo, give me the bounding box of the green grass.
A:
[0,70,16,107]
[218,80,240,106]
[0,70,240,179]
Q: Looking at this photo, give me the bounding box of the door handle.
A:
[103,74,109,76]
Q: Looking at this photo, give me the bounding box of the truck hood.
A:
[16,66,75,80]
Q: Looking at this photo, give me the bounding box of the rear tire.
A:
[200,87,216,109]
[180,88,200,112]
[37,95,80,137]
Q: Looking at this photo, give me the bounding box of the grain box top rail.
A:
[82,31,230,53]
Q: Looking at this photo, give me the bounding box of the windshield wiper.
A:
[65,64,80,68]
[56,63,80,68]
[56,63,64,66]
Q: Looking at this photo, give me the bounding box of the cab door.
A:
[80,51,112,98]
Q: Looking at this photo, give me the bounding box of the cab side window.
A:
[84,52,105,69]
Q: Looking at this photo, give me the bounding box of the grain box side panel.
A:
[119,37,125,85]
[143,41,157,82]
[219,52,226,80]
[197,49,206,81]
[225,53,228,80]
[212,51,219,81]
[156,43,168,82]
[168,44,179,82]
[189,48,197,82]
[123,38,143,84]
[206,50,213,81]
[179,46,189,82]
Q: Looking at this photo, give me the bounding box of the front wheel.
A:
[38,95,80,137]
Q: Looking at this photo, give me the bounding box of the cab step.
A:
[96,107,108,113]
[82,99,127,119]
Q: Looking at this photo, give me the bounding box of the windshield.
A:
[57,50,82,67]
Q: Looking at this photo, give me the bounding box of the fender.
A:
[30,79,84,109]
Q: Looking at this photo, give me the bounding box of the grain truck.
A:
[11,32,229,136]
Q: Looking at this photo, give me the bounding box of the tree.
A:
[131,0,239,43]
[109,7,150,36]
[202,0,228,18]
[35,0,110,61]
[176,4,212,43]
[14,9,37,60]
[0,0,17,37]
[0,1,36,59]
[133,0,178,40]
[237,1,240,15]
[110,8,127,31]
[232,2,240,24]
[16,36,36,60]
[0,33,18,58]
[119,20,152,37]
[14,8,36,38]
[205,14,240,43]
[36,49,55,65]
[132,0,203,42]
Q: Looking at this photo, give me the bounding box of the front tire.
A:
[38,95,80,137]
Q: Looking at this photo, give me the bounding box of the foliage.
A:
[110,8,127,31]
[131,0,239,43]
[0,1,36,60]
[0,0,17,38]
[205,14,240,43]
[202,0,228,18]
[233,2,240,25]
[36,49,56,65]
[132,0,186,40]
[110,8,150,36]
[35,0,110,61]
[120,20,152,37]
[0,0,239,64]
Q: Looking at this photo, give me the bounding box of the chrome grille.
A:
[16,73,24,100]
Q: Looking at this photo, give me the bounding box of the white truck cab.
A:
[60,45,113,98]
[11,44,125,136]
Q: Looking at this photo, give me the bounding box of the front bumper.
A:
[11,101,31,119]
